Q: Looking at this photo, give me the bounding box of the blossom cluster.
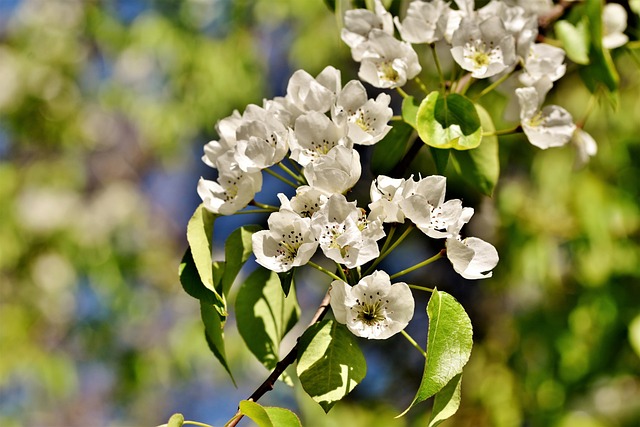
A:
[341,0,628,162]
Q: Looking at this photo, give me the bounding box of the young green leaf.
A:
[166,413,184,427]
[555,19,590,65]
[201,301,235,385]
[402,95,421,129]
[417,92,482,150]
[401,289,472,416]
[371,120,414,175]
[179,248,224,307]
[238,400,302,427]
[297,320,367,413]
[428,374,463,427]
[186,204,218,296]
[235,267,300,379]
[221,224,262,296]
[451,104,500,196]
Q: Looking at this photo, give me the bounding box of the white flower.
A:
[277,186,328,219]
[202,110,243,168]
[330,270,414,340]
[571,128,598,168]
[303,145,361,196]
[358,29,422,89]
[445,236,499,279]
[369,175,412,223]
[394,0,448,44]
[333,80,392,146]
[290,111,350,166]
[252,210,318,273]
[341,0,394,61]
[602,3,628,50]
[519,43,566,87]
[516,84,576,149]
[311,194,384,268]
[197,165,263,215]
[478,1,538,58]
[233,112,291,173]
[450,16,516,79]
[286,66,341,114]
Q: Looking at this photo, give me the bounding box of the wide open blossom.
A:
[330,270,414,340]
[252,210,318,273]
[333,80,392,146]
[290,111,350,167]
[450,16,516,79]
[197,163,263,216]
[233,111,291,173]
[303,145,361,196]
[277,186,328,219]
[311,193,384,269]
[478,0,538,59]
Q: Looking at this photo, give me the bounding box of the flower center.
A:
[378,61,399,83]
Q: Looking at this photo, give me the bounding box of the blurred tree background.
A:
[0,1,638,426]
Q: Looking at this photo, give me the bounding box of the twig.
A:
[225,292,332,427]
[537,0,575,30]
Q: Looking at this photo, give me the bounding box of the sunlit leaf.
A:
[201,301,235,385]
[235,267,300,381]
[451,104,500,196]
[186,205,218,292]
[555,19,590,65]
[417,92,482,150]
[167,413,184,427]
[402,95,421,129]
[428,374,463,427]
[297,320,367,412]
[179,248,224,307]
[401,289,472,416]
[239,400,302,427]
[221,224,261,296]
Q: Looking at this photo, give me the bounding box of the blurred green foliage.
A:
[1,1,639,427]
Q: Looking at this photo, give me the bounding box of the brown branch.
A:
[225,292,332,427]
[538,0,577,30]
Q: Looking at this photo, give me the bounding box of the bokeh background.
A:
[1,1,639,426]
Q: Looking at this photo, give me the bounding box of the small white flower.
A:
[519,43,566,87]
[330,270,414,340]
[341,0,394,61]
[394,0,449,44]
[277,186,328,219]
[286,66,341,114]
[516,84,576,149]
[201,110,243,168]
[233,113,291,173]
[197,165,263,215]
[369,175,412,223]
[311,194,384,268]
[290,111,350,167]
[333,80,393,146]
[445,236,499,280]
[303,145,362,196]
[252,210,318,273]
[571,128,598,169]
[478,1,538,58]
[602,3,628,50]
[450,16,516,79]
[358,29,422,89]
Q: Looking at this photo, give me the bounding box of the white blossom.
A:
[571,128,598,169]
[478,0,538,58]
[519,43,566,87]
[333,80,392,146]
[197,165,263,215]
[341,0,394,61]
[445,236,499,279]
[252,210,318,273]
[369,175,412,223]
[290,111,351,167]
[394,0,449,44]
[516,84,576,149]
[358,29,422,89]
[201,110,243,168]
[602,3,629,50]
[450,16,516,79]
[303,146,361,196]
[277,186,328,219]
[330,270,414,340]
[311,194,384,268]
[286,66,341,114]
[233,113,291,173]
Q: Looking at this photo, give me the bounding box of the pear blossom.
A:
[233,114,291,173]
[519,43,566,87]
[201,110,243,168]
[394,0,449,44]
[602,3,629,50]
[286,66,341,114]
[197,164,263,215]
[330,270,414,340]
[369,175,413,223]
[252,210,318,273]
[290,111,350,166]
[333,80,393,146]
[571,128,598,168]
[516,84,576,149]
[450,16,516,79]
[341,0,394,61]
[303,146,361,196]
[277,186,328,219]
[478,0,538,58]
[445,236,499,279]
[311,194,384,268]
[358,29,422,89]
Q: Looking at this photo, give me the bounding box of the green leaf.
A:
[239,400,302,427]
[278,268,295,297]
[221,224,262,296]
[201,301,235,385]
[186,205,218,294]
[235,267,300,379]
[297,320,367,412]
[451,104,500,196]
[402,95,421,129]
[579,0,619,93]
[179,248,224,306]
[555,19,590,65]
[167,413,184,427]
[417,92,482,150]
[371,120,414,175]
[429,147,450,175]
[401,289,472,416]
[428,374,463,427]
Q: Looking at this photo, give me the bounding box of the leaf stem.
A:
[264,168,299,188]
[430,43,446,92]
[474,71,511,100]
[408,284,434,293]
[277,161,306,184]
[308,261,343,281]
[249,200,279,211]
[396,87,409,99]
[401,329,426,358]
[389,249,445,280]
[482,125,522,137]
[414,76,430,94]
[364,224,414,276]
